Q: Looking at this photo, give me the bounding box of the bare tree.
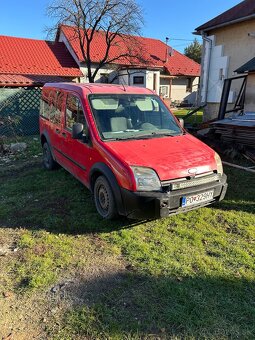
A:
[47,0,145,83]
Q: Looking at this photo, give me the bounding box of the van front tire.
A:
[94,176,118,219]
[43,142,58,170]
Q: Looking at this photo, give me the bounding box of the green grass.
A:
[14,230,75,290]
[174,109,203,125]
[0,138,255,339]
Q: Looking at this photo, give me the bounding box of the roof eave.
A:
[196,14,255,35]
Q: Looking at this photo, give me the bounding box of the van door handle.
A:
[55,128,60,134]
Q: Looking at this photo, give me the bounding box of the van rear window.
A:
[49,91,64,125]
[40,89,52,119]
[41,89,64,125]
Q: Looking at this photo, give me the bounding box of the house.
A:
[195,0,255,120]
[0,29,200,137]
[0,35,82,135]
[57,25,200,106]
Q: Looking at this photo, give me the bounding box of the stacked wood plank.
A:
[210,113,255,148]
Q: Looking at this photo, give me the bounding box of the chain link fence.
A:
[0,87,41,139]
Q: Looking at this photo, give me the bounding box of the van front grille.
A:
[162,172,220,191]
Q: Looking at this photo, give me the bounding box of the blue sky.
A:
[0,0,241,52]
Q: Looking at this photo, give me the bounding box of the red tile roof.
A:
[0,74,71,87]
[60,25,200,77]
[0,35,82,78]
[196,0,255,32]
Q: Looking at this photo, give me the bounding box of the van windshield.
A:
[88,94,182,141]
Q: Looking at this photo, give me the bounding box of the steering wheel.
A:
[137,122,158,130]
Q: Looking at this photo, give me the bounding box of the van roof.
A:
[43,82,155,95]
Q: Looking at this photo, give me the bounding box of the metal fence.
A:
[0,87,41,138]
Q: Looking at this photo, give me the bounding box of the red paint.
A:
[106,134,216,182]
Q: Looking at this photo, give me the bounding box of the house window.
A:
[186,78,192,92]
[133,76,145,85]
[159,85,170,98]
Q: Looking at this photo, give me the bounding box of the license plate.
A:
[182,190,214,207]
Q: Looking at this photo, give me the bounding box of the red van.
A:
[39,83,227,219]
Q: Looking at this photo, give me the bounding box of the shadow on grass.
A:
[56,271,255,338]
[0,163,254,234]
[0,164,151,234]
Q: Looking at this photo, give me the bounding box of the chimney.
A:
[165,37,169,62]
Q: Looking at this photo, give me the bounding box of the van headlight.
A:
[214,152,223,175]
[131,166,161,192]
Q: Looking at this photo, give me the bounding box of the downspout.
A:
[199,33,212,106]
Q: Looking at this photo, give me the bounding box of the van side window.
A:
[49,91,64,125]
[40,89,52,119]
[66,94,87,130]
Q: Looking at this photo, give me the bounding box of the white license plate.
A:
[182,190,214,207]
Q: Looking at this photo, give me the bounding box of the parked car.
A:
[39,83,228,219]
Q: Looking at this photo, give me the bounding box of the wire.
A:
[170,38,202,42]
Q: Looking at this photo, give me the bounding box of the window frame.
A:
[49,91,63,126]
[64,93,88,132]
[133,76,145,85]
[40,89,53,120]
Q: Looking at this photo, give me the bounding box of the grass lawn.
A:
[0,137,254,339]
[173,109,204,125]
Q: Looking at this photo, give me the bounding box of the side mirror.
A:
[178,118,184,128]
[72,123,84,139]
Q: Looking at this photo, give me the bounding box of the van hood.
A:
[105,134,217,181]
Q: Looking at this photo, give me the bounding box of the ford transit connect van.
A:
[40,83,227,219]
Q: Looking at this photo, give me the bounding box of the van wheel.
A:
[94,176,118,219]
[42,142,58,170]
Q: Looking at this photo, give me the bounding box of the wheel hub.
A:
[98,186,109,211]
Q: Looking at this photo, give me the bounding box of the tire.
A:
[94,176,118,219]
[42,142,58,170]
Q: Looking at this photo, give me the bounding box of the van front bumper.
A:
[120,174,228,219]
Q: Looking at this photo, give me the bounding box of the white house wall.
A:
[146,71,160,94]
[170,77,199,104]
[201,35,234,104]
[200,20,255,119]
[79,65,118,83]
[118,69,160,94]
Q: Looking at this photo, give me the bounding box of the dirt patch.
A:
[0,228,126,340]
[0,159,41,179]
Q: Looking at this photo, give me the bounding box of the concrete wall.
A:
[168,77,199,105]
[244,73,255,112]
[214,20,255,77]
[201,19,255,120]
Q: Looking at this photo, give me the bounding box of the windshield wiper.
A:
[104,137,128,141]
[104,132,182,141]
